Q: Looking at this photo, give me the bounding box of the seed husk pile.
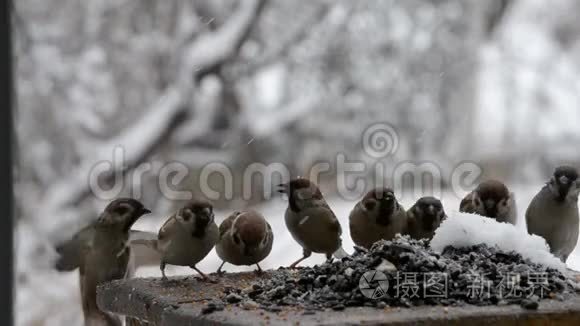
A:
[207,236,578,314]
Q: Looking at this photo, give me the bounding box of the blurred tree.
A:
[14,0,505,233]
[14,0,268,238]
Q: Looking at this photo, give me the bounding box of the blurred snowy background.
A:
[12,0,580,325]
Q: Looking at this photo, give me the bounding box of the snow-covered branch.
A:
[38,0,269,236]
[236,2,330,78]
[183,0,268,74]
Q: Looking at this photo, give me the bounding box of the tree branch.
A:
[39,0,269,234]
[41,88,183,211]
[236,2,330,78]
[183,0,268,73]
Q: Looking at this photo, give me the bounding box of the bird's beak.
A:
[277,183,288,194]
[140,207,152,215]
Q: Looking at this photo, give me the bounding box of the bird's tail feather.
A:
[130,239,159,251]
[129,230,159,251]
[54,251,79,272]
[130,238,162,268]
[129,230,158,242]
[53,240,80,272]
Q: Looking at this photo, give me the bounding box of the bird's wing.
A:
[459,192,475,213]
[219,214,236,239]
[54,225,94,272]
[320,205,342,236]
[298,205,341,234]
[158,215,178,242]
[266,220,273,234]
[405,209,417,230]
[508,192,518,224]
[330,216,342,236]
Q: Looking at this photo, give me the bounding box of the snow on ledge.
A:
[430,211,567,272]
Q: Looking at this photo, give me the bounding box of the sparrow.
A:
[133,200,219,280]
[526,166,580,263]
[277,178,348,268]
[349,188,407,249]
[459,179,517,224]
[406,196,446,241]
[215,210,273,274]
[54,198,151,326]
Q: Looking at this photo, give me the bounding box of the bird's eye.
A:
[233,233,241,245]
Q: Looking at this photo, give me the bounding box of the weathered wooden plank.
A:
[97,271,580,326]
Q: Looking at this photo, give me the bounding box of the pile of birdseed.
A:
[207,236,579,314]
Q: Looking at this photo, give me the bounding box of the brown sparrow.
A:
[526,166,580,262]
[459,179,517,224]
[133,200,218,280]
[278,178,347,268]
[349,188,407,249]
[406,196,446,241]
[215,210,273,273]
[54,198,151,326]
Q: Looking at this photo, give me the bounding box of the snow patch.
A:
[430,211,567,272]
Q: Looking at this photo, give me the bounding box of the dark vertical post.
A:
[0,0,14,325]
